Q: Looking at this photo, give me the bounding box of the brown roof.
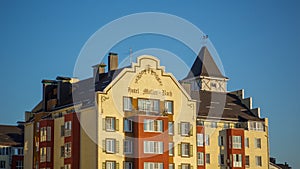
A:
[0,125,24,146]
[184,46,227,79]
[191,90,263,121]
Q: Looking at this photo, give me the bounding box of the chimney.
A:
[108,52,118,71]
[41,80,58,111]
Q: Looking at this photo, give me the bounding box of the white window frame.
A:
[106,139,116,154]
[168,121,174,135]
[233,154,242,167]
[40,147,47,162]
[205,134,210,146]
[123,97,132,111]
[124,140,133,154]
[255,138,262,148]
[106,161,116,169]
[64,142,71,158]
[232,136,242,149]
[64,121,72,137]
[181,143,190,157]
[197,152,204,166]
[197,133,204,147]
[144,119,163,132]
[144,141,163,154]
[169,142,174,156]
[256,156,262,166]
[181,163,190,169]
[144,162,163,169]
[105,117,116,132]
[138,99,160,113]
[164,101,173,114]
[180,122,190,136]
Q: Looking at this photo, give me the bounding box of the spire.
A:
[185,46,226,80]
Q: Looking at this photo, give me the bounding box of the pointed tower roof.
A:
[184,46,227,80]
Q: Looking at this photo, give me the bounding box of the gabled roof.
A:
[0,125,24,146]
[184,46,226,80]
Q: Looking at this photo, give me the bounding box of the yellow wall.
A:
[24,122,33,169]
[53,117,65,168]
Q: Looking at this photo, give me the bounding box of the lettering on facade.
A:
[135,68,163,86]
[128,87,172,97]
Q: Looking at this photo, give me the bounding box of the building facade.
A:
[24,47,269,169]
[0,124,24,169]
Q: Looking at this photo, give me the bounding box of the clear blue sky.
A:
[0,0,299,168]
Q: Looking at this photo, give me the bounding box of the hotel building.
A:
[24,46,269,169]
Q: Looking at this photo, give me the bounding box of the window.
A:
[219,136,224,146]
[124,118,132,132]
[211,122,217,128]
[169,163,174,169]
[13,147,23,155]
[64,121,72,137]
[138,99,159,113]
[168,122,174,135]
[255,138,261,148]
[144,162,163,169]
[224,123,230,129]
[64,164,71,169]
[232,136,242,149]
[205,134,210,146]
[206,154,210,164]
[169,142,174,156]
[106,161,116,169]
[144,141,163,154]
[144,119,163,132]
[0,161,5,168]
[219,154,225,165]
[61,125,65,137]
[249,121,264,131]
[46,147,51,162]
[60,146,64,157]
[16,160,23,169]
[180,122,191,136]
[124,162,133,169]
[106,139,116,154]
[64,142,71,158]
[180,143,191,157]
[40,147,46,162]
[123,97,132,111]
[181,164,190,169]
[197,133,204,146]
[40,127,51,142]
[256,156,262,166]
[233,154,242,167]
[0,147,10,155]
[164,101,173,114]
[197,152,204,166]
[105,117,118,131]
[124,140,133,154]
[245,155,250,166]
[245,137,249,148]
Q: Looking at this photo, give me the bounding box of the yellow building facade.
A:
[24,47,270,169]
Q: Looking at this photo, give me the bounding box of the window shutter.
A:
[102,162,106,169]
[116,119,119,131]
[116,140,119,153]
[178,165,181,169]
[189,145,193,157]
[189,124,193,136]
[178,143,181,156]
[103,118,106,131]
[178,123,181,135]
[116,162,120,169]
[102,140,106,152]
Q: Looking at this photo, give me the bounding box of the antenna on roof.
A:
[201,34,209,46]
[129,48,133,63]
